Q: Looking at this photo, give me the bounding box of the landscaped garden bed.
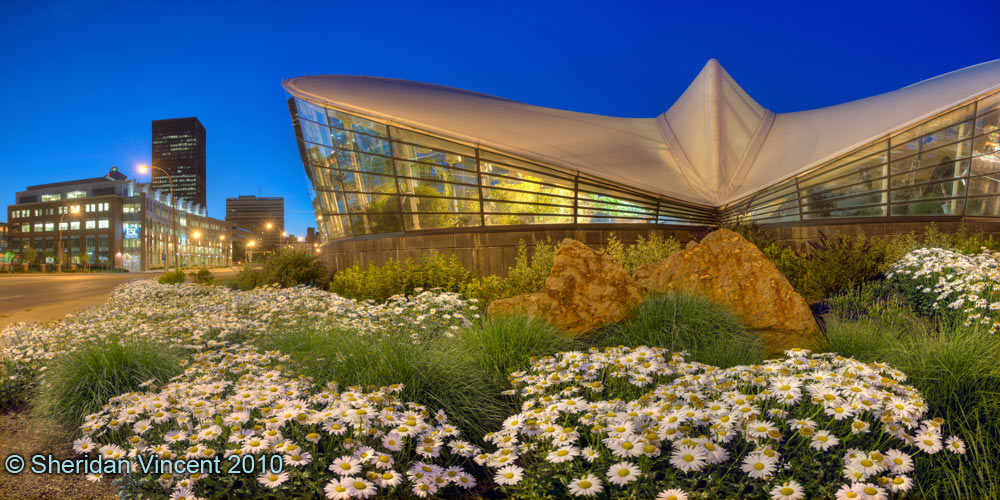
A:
[2,230,999,499]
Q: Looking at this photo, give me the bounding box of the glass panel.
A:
[401,212,480,230]
[976,108,1000,136]
[966,196,1000,216]
[393,141,476,170]
[749,214,801,223]
[481,150,571,180]
[968,174,1000,197]
[485,214,573,225]
[482,187,573,208]
[302,121,332,147]
[328,109,386,137]
[798,148,888,188]
[891,180,967,202]
[891,120,973,159]
[802,192,887,211]
[344,192,401,213]
[331,129,391,156]
[802,205,886,219]
[321,214,351,239]
[891,199,965,216]
[317,190,349,215]
[974,132,1000,156]
[578,209,654,220]
[350,213,402,235]
[322,169,397,193]
[978,92,1000,117]
[890,104,975,147]
[484,200,574,215]
[971,154,1000,176]
[391,127,475,157]
[395,161,479,185]
[577,216,653,224]
[303,144,335,168]
[397,178,479,199]
[400,195,479,213]
[801,176,887,202]
[334,151,394,176]
[799,159,887,193]
[296,99,328,125]
[891,158,970,187]
[577,199,656,216]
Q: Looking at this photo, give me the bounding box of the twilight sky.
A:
[1,0,998,236]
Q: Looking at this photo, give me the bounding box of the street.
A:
[0,269,237,328]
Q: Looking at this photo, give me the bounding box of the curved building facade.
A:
[284,59,1000,272]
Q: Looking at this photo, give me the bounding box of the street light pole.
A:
[138,164,179,272]
[57,205,81,273]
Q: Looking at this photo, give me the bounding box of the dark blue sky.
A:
[2,0,998,235]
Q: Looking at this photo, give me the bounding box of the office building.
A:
[152,117,207,207]
[6,166,229,271]
[225,195,285,248]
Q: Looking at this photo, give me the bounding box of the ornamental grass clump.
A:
[33,335,182,437]
[478,346,964,500]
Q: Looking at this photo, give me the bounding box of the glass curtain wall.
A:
[290,98,716,241]
[723,90,1000,224]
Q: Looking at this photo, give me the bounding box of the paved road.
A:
[0,269,237,327]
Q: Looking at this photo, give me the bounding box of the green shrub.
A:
[824,306,1000,500]
[605,233,680,273]
[505,238,559,297]
[330,253,472,301]
[234,267,267,290]
[32,336,182,437]
[591,293,764,368]
[452,316,582,389]
[461,275,509,306]
[258,326,508,441]
[157,270,186,284]
[188,267,214,285]
[262,249,328,288]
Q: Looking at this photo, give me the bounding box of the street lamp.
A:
[247,239,257,267]
[57,205,81,273]
[138,164,179,272]
[281,231,288,250]
[192,231,202,267]
[219,234,228,267]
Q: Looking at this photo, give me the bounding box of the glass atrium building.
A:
[284,59,1000,245]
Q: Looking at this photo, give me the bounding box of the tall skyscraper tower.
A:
[151,117,206,207]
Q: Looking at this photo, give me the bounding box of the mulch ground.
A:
[0,410,117,500]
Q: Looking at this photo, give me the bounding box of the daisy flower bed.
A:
[0,281,979,499]
[479,347,966,500]
[888,247,1000,332]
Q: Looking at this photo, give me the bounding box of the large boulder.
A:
[633,229,825,354]
[488,239,645,335]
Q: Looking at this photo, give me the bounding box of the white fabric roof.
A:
[283,58,1000,207]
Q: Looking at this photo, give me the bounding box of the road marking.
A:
[0,295,25,300]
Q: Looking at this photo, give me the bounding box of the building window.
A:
[70,221,80,230]
[66,190,87,199]
[41,194,61,202]
[33,223,43,232]
[85,220,96,229]
[21,224,30,233]
[44,223,54,232]
[97,219,110,229]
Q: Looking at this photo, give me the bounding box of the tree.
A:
[23,246,38,271]
[79,251,91,271]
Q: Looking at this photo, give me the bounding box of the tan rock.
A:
[633,229,825,354]
[488,239,645,335]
